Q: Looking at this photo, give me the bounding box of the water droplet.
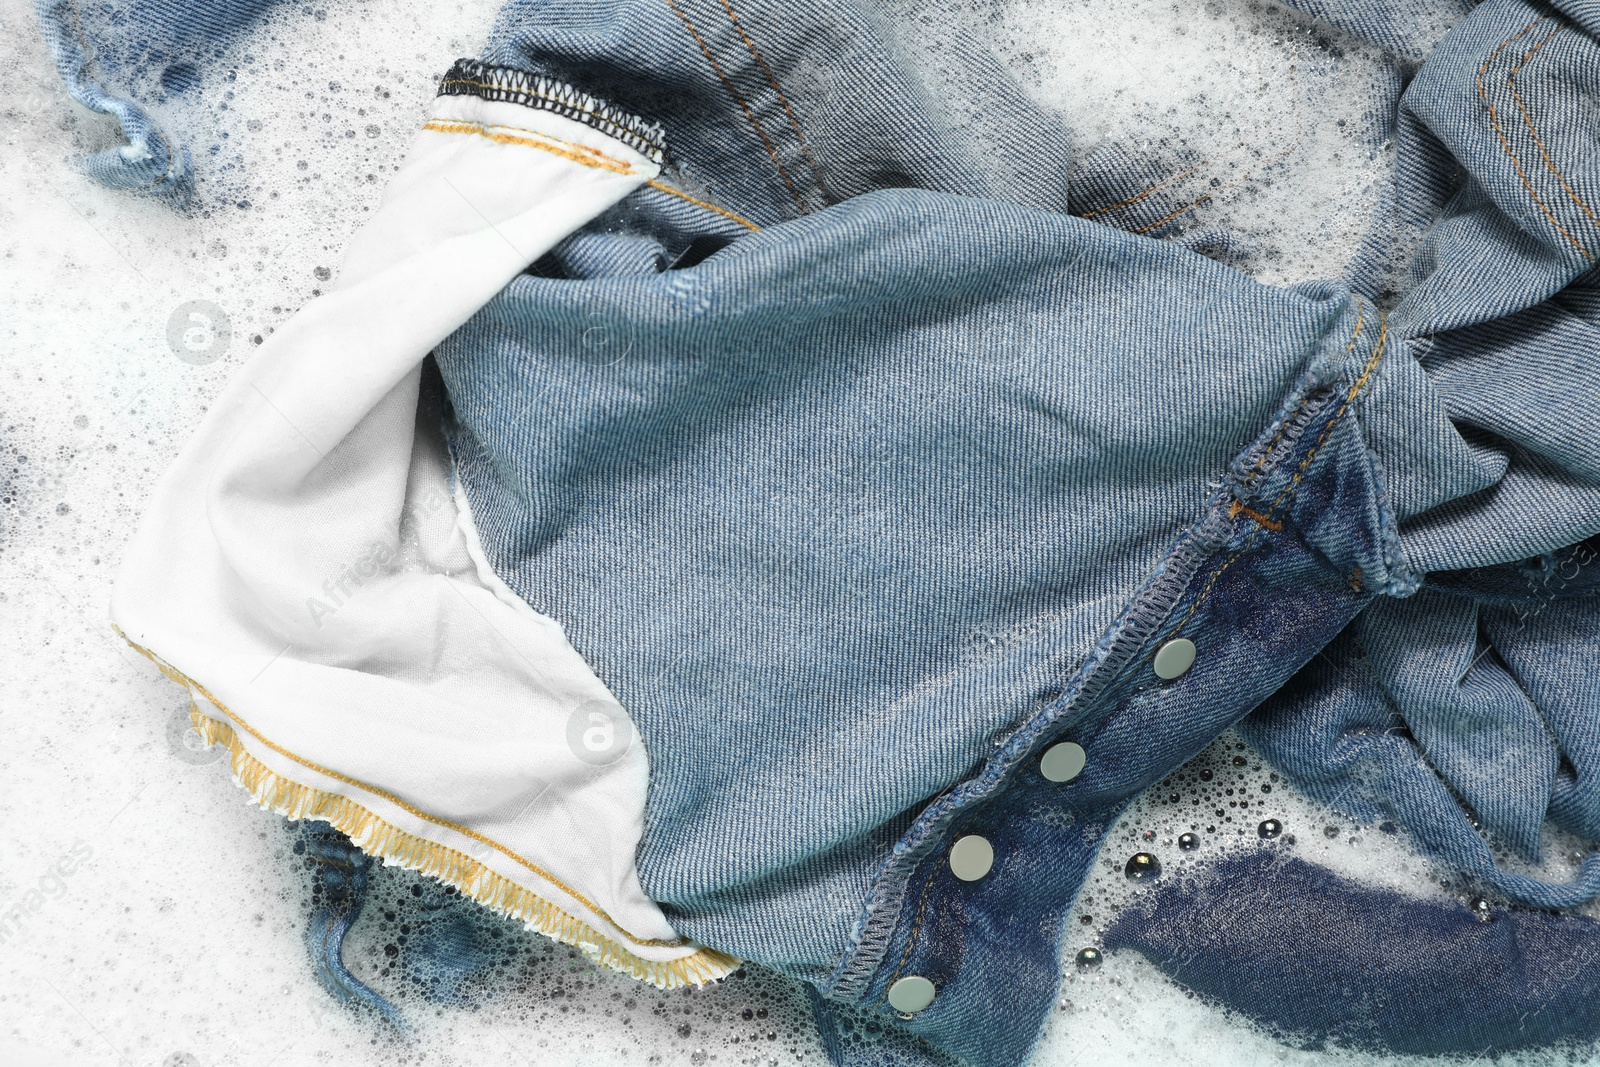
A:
[1200,769,1214,781]
[1232,755,1247,767]
[678,1023,692,1038]
[1075,947,1103,968]
[1178,832,1201,851]
[1470,898,1492,923]
[1258,819,1283,839]
[1125,853,1161,880]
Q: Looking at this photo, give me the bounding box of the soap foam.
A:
[0,0,1590,1063]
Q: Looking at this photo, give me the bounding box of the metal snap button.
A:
[1040,741,1086,783]
[887,975,937,1014]
[948,834,994,881]
[1153,637,1197,680]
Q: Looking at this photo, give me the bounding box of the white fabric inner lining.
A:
[111,94,706,965]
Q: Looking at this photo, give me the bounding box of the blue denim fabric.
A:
[1103,848,1600,1055]
[1242,538,1600,909]
[48,0,1600,1062]
[33,0,289,198]
[293,820,404,1029]
[433,0,1600,1063]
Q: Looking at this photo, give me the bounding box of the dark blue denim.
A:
[293,820,404,1029]
[1103,849,1600,1055]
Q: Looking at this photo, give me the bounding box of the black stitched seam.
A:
[437,59,668,165]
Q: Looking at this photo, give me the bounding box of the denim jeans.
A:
[45,0,1600,1063]
[438,0,1600,1063]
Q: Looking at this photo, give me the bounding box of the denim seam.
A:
[874,864,941,1008]
[1188,306,1387,627]
[1479,17,1596,260]
[712,0,830,200]
[1079,163,1206,221]
[827,298,1388,1004]
[826,502,1239,1002]
[1509,26,1600,234]
[1260,311,1390,523]
[661,0,811,212]
[1237,310,1370,491]
[436,59,669,165]
[644,180,764,230]
[1135,192,1214,235]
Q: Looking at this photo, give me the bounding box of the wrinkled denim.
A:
[293,820,403,1028]
[42,0,1600,1063]
[1243,538,1600,909]
[437,0,1600,1063]
[34,0,290,198]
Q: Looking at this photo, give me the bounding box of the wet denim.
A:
[46,0,1600,1063]
[293,820,404,1029]
[34,0,290,198]
[436,0,1600,1063]
[1103,849,1600,1056]
[1242,538,1600,909]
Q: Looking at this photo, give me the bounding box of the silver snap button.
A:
[1153,637,1197,680]
[948,834,994,881]
[887,975,937,1014]
[1040,741,1086,783]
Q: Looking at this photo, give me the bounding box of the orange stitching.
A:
[422,119,639,174]
[121,633,692,949]
[878,864,940,1005]
[1507,25,1600,234]
[1478,18,1593,260]
[714,0,829,200]
[426,119,623,164]
[424,120,760,231]
[663,0,809,213]
[1080,164,1204,220]
[1242,312,1367,489]
[1228,501,1284,531]
[1263,313,1390,522]
[1175,306,1388,630]
[645,178,761,230]
[1134,193,1213,235]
